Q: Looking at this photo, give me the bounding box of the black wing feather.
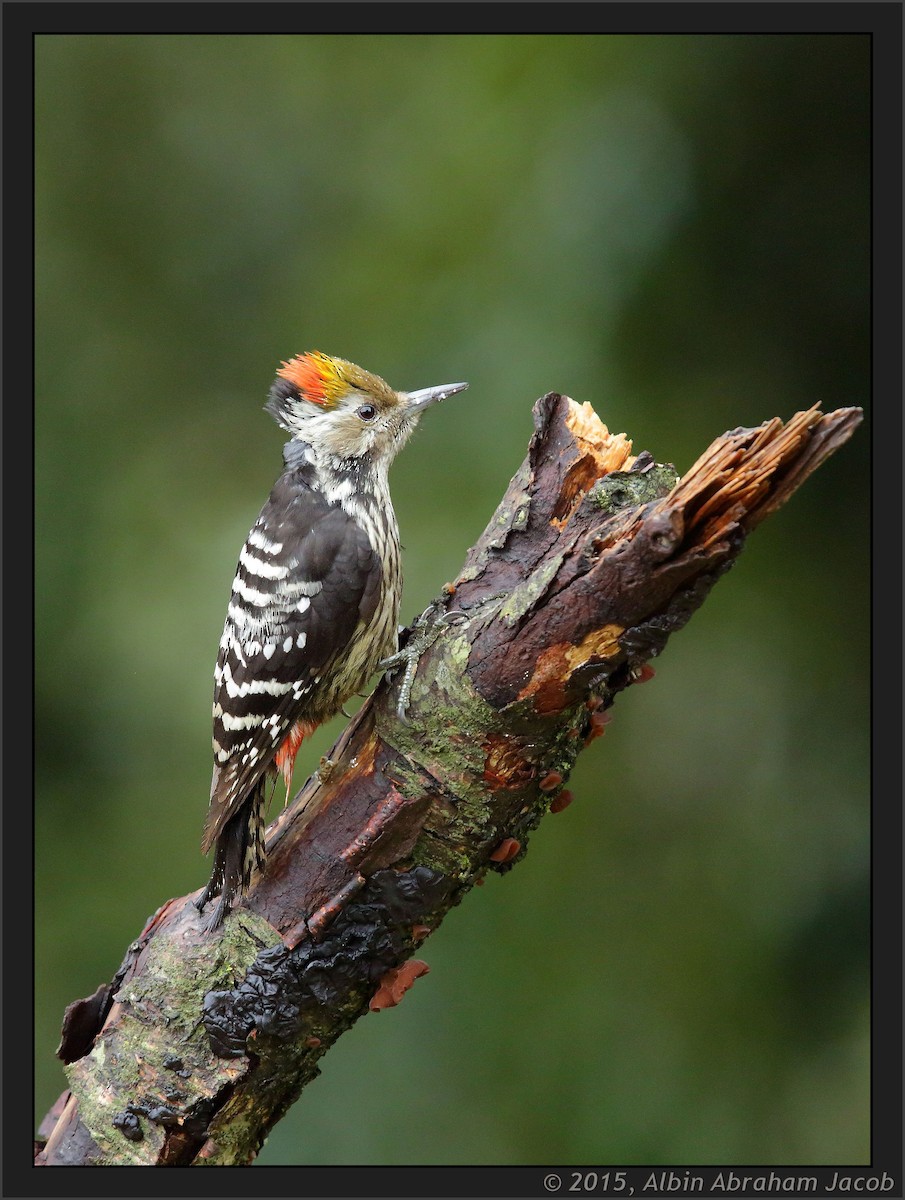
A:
[202,474,381,852]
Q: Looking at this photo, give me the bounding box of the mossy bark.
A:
[35,393,862,1166]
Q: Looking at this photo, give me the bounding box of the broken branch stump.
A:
[35,392,862,1166]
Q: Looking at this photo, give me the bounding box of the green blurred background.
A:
[35,34,869,1165]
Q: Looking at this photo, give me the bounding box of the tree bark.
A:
[35,393,862,1166]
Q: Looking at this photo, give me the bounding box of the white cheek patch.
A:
[305,407,390,463]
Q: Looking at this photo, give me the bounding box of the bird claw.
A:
[379,601,468,720]
[315,755,337,785]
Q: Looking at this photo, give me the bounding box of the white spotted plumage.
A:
[196,352,467,931]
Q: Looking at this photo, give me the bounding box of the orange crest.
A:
[276,352,345,408]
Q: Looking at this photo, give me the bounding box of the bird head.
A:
[265,351,468,468]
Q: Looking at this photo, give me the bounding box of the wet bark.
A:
[35,393,862,1166]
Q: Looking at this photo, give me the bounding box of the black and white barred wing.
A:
[202,487,382,854]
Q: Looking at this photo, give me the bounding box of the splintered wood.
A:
[669,404,862,550]
[563,399,636,473]
[550,401,635,528]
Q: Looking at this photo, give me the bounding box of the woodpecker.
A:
[196,352,468,931]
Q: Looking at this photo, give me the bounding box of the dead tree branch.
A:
[35,393,862,1166]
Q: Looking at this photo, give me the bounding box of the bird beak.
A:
[404,380,469,414]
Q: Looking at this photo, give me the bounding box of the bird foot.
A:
[316,755,337,785]
[195,882,229,932]
[379,600,468,721]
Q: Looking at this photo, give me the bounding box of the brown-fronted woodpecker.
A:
[196,352,468,930]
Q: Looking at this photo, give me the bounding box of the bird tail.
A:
[195,778,268,931]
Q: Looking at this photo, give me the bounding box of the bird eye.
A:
[357,403,377,422]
